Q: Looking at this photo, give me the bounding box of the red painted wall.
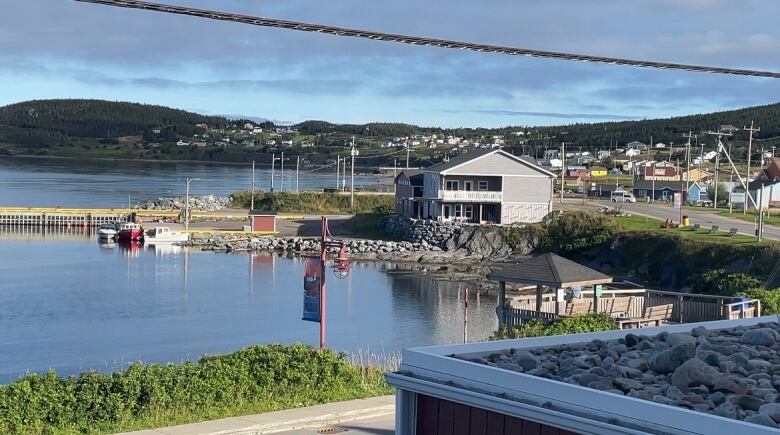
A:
[250,215,276,232]
[415,394,578,435]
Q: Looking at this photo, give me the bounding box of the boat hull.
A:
[117,229,143,241]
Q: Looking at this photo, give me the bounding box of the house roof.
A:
[487,253,613,288]
[633,180,685,191]
[394,169,424,184]
[424,147,555,177]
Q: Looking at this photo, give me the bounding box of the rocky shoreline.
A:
[136,195,230,211]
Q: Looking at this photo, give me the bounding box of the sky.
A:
[1,0,780,128]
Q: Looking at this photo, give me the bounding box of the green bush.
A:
[490,314,617,340]
[688,269,763,296]
[540,211,617,254]
[739,288,780,315]
[230,191,394,214]
[0,344,391,434]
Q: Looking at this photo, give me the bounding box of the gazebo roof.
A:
[488,253,613,288]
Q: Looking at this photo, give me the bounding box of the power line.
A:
[74,0,780,79]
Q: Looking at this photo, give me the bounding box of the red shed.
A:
[249,210,277,232]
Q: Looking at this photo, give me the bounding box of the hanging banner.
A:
[302,256,322,323]
[673,192,682,209]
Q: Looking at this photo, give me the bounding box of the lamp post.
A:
[184,177,200,230]
[271,153,281,192]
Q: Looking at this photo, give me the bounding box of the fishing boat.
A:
[143,226,189,243]
[97,223,118,239]
[116,222,143,241]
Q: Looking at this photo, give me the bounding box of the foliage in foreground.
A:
[0,344,391,435]
[688,269,763,296]
[231,191,394,214]
[490,314,617,341]
[739,289,780,315]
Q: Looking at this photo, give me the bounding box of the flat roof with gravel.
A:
[454,321,780,429]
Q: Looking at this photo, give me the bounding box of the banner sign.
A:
[302,256,322,323]
[673,192,682,209]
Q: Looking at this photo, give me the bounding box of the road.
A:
[567,200,780,241]
[276,415,394,435]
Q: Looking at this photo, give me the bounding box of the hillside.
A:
[0,99,229,147]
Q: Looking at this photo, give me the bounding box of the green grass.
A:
[231,191,394,214]
[343,213,395,240]
[0,344,391,435]
[614,215,771,246]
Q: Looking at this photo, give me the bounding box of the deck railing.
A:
[504,287,761,326]
[439,190,503,202]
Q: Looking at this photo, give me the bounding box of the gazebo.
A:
[488,253,614,325]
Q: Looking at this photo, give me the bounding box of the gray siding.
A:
[423,173,439,198]
[446,152,545,176]
[502,176,553,203]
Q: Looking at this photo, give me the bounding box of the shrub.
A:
[689,269,763,296]
[490,314,617,340]
[230,191,394,214]
[0,344,390,434]
[540,211,617,254]
[739,288,780,315]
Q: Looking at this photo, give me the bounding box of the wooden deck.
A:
[501,288,761,329]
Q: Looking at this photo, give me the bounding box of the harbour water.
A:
[0,157,386,208]
[0,228,497,383]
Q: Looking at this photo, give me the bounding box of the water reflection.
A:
[0,227,497,382]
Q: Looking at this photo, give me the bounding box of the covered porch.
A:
[438,202,500,224]
[488,253,762,329]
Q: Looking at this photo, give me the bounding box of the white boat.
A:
[143,227,189,243]
[97,223,118,239]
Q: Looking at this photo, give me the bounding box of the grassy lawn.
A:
[678,204,780,228]
[343,213,395,240]
[614,215,772,246]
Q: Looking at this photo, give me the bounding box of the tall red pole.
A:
[319,216,327,349]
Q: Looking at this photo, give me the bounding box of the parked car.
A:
[611,191,636,203]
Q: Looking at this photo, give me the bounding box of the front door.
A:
[443,204,453,220]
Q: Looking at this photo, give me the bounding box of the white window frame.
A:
[478,181,489,191]
[455,204,463,218]
[445,180,459,191]
[464,205,473,220]
[463,180,473,191]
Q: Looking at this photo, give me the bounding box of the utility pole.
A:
[651,161,656,203]
[280,152,285,192]
[183,177,200,230]
[707,130,732,210]
[406,143,410,169]
[683,131,695,195]
[251,160,255,210]
[744,121,760,214]
[560,142,566,204]
[296,156,300,193]
[342,154,347,191]
[350,136,357,210]
[759,146,765,241]
[271,153,277,192]
[393,158,397,194]
[336,156,340,190]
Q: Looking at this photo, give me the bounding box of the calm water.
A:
[0,228,497,383]
[0,157,385,208]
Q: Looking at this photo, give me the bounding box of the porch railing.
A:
[439,190,503,202]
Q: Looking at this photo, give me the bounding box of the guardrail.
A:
[438,190,503,202]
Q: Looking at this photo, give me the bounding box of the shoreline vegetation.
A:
[0,344,391,435]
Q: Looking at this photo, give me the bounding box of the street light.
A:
[184,177,201,230]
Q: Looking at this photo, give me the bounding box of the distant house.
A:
[566,168,590,178]
[407,148,555,224]
[632,180,686,201]
[589,167,608,177]
[681,168,713,183]
[637,161,680,181]
[687,182,708,204]
[654,142,667,149]
[720,125,739,134]
[625,149,642,157]
[176,140,190,147]
[626,141,647,150]
[547,158,563,169]
[734,179,780,210]
[394,170,424,218]
[596,150,611,160]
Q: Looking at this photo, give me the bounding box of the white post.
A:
[296,156,300,193]
[251,160,255,210]
[280,151,285,192]
[336,156,340,190]
[350,136,356,210]
[271,153,276,192]
[185,179,189,230]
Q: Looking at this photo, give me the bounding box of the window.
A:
[463,180,473,191]
[464,205,473,220]
[445,180,459,191]
[478,181,489,191]
[455,204,462,218]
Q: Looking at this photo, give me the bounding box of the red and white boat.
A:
[116,222,143,241]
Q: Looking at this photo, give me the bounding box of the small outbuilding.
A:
[249,210,278,233]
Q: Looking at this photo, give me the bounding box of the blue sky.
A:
[1,0,779,127]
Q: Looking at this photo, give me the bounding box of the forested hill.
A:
[0,99,230,147]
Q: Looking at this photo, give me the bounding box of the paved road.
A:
[277,415,394,435]
[567,200,780,241]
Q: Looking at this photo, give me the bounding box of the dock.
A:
[0,207,178,227]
